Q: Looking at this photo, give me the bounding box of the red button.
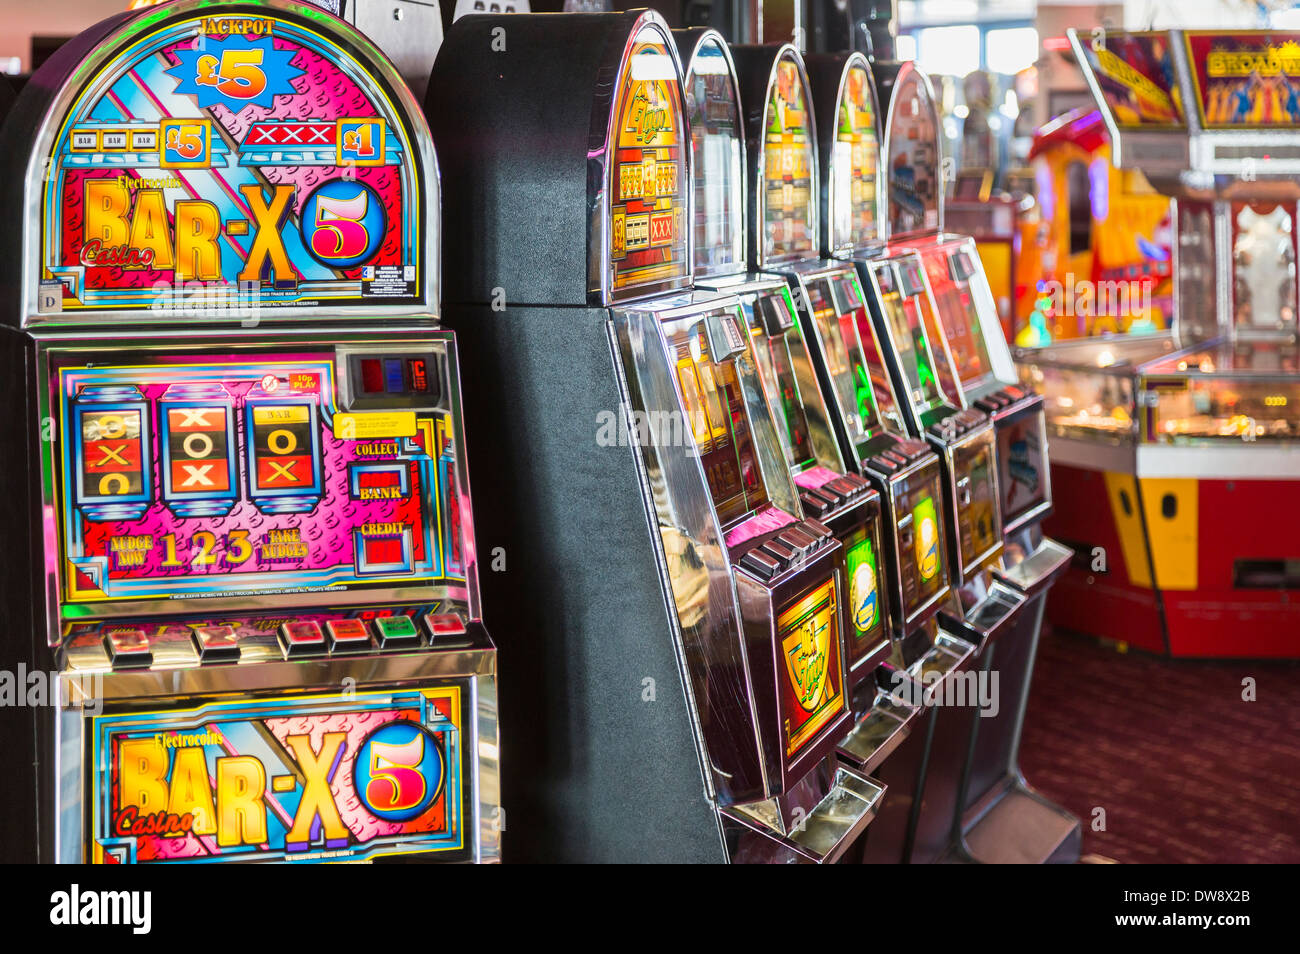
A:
[326,619,372,652]
[279,621,325,657]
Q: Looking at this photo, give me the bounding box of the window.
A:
[896,34,918,61]
[916,25,981,78]
[985,27,1039,75]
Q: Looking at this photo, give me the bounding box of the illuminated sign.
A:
[91,688,465,863]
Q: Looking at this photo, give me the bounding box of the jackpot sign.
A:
[37,10,423,315]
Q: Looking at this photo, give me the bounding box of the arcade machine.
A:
[428,9,885,863]
[676,28,926,860]
[868,60,1079,862]
[1017,28,1300,658]
[1023,106,1172,342]
[0,0,499,864]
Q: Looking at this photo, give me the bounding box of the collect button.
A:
[326,619,372,653]
[374,614,420,648]
[279,620,326,657]
[192,625,240,662]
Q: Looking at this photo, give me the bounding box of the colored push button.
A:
[741,549,781,579]
[825,476,862,499]
[105,629,151,668]
[778,526,818,556]
[424,613,466,639]
[384,358,406,393]
[929,420,957,439]
[800,518,834,541]
[895,439,931,460]
[760,539,797,564]
[800,491,831,517]
[279,620,326,657]
[374,614,420,648]
[326,619,373,653]
[840,472,871,491]
[192,625,240,662]
[868,454,900,474]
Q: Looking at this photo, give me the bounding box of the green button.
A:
[375,615,418,641]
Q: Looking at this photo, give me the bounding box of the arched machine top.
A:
[674,27,746,281]
[428,9,690,307]
[731,43,820,270]
[806,50,884,256]
[878,59,943,240]
[2,0,439,328]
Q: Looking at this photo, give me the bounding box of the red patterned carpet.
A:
[1019,630,1300,863]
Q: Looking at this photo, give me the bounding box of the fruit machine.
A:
[428,9,885,863]
[730,44,986,865]
[1016,27,1300,658]
[675,28,924,859]
[868,60,1080,861]
[848,59,1084,862]
[800,48,1003,865]
[0,0,499,864]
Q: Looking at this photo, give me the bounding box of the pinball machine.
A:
[1017,28,1300,659]
[428,9,885,863]
[0,0,499,864]
[676,28,932,863]
[864,59,1079,863]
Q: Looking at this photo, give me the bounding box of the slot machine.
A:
[719,43,992,865]
[871,60,1079,863]
[801,54,1052,863]
[674,28,919,797]
[428,9,885,862]
[0,0,499,864]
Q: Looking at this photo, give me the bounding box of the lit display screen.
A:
[777,577,845,758]
[56,354,464,607]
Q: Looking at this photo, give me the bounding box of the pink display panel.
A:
[57,353,464,607]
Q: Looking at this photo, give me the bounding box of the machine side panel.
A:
[441,301,726,862]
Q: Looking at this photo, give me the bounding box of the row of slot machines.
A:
[0,0,1073,864]
[428,11,1079,862]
